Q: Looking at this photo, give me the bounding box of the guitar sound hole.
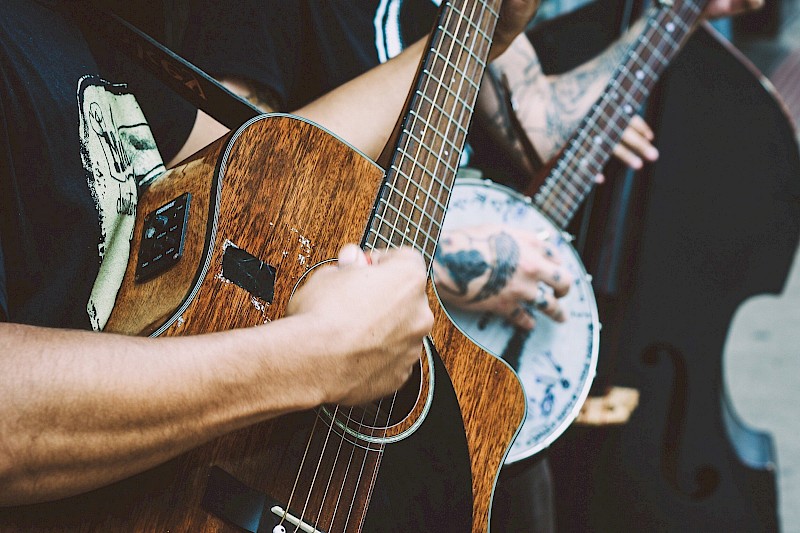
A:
[324,360,422,438]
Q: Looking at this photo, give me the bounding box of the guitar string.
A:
[358,6,494,529]
[384,0,491,267]
[338,0,496,530]
[281,1,499,529]
[291,406,362,532]
[552,11,682,210]
[291,314,389,530]
[394,5,469,262]
[276,411,326,531]
[548,0,701,222]
[536,7,666,225]
[541,11,666,224]
[328,4,482,527]
[536,0,702,228]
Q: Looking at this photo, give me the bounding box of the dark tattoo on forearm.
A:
[437,231,520,302]
[243,85,283,112]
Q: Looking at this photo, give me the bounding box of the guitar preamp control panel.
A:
[135,192,191,282]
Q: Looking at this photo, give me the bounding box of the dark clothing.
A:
[0,0,192,328]
[183,0,438,112]
[182,2,554,531]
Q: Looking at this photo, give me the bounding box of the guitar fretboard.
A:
[366,0,502,269]
[534,0,707,229]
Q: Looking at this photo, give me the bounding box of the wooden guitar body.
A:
[0,114,524,532]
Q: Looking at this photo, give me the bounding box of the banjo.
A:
[435,0,708,463]
[437,174,599,463]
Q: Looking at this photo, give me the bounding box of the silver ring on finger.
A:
[510,305,525,319]
[533,283,549,310]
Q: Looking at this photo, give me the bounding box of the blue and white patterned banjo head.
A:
[434,176,599,462]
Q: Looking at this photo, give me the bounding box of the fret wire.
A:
[656,21,682,50]
[372,209,441,253]
[385,175,448,213]
[372,219,414,249]
[393,132,456,202]
[629,55,660,82]
[536,4,705,221]
[640,37,671,68]
[408,98,471,150]
[379,192,445,239]
[383,4,477,257]
[376,0,498,262]
[415,85,472,127]
[397,136,461,178]
[446,8,494,56]
[379,196,444,237]
[367,227,435,266]
[404,121,464,170]
[392,157,452,204]
[556,180,593,224]
[434,32,489,85]
[423,57,481,106]
[416,9,484,174]
[450,1,500,24]
[417,1,490,251]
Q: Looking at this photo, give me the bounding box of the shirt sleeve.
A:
[181,0,304,111]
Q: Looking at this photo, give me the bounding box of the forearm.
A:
[295,39,426,160]
[480,19,647,169]
[0,321,322,505]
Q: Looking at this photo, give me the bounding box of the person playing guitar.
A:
[0,2,537,531]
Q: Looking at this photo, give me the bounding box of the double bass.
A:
[518,0,800,530]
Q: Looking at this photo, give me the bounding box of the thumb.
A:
[338,244,369,267]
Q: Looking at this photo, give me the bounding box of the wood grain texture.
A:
[0,115,524,532]
[428,286,527,532]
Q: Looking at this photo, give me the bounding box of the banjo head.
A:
[435,176,599,463]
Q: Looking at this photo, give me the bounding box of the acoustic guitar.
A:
[0,1,524,532]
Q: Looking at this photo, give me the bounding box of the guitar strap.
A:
[72,1,263,130]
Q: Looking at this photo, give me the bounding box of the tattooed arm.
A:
[433,224,572,331]
[476,20,658,176]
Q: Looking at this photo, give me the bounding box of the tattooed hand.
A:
[432,224,572,330]
[482,32,659,180]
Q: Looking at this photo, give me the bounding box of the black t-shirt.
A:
[183,0,524,176]
[0,0,194,329]
[182,0,439,111]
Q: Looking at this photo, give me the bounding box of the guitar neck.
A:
[534,0,707,228]
[366,0,502,270]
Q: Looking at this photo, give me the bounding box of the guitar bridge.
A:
[202,466,327,533]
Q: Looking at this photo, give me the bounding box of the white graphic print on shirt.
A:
[373,0,440,63]
[77,75,165,331]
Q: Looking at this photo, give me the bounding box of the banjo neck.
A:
[533,0,707,228]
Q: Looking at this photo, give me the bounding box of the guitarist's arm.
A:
[170,0,541,167]
[476,0,763,179]
[0,246,432,506]
[167,39,427,167]
[475,19,655,178]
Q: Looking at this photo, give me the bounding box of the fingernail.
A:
[338,244,361,266]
